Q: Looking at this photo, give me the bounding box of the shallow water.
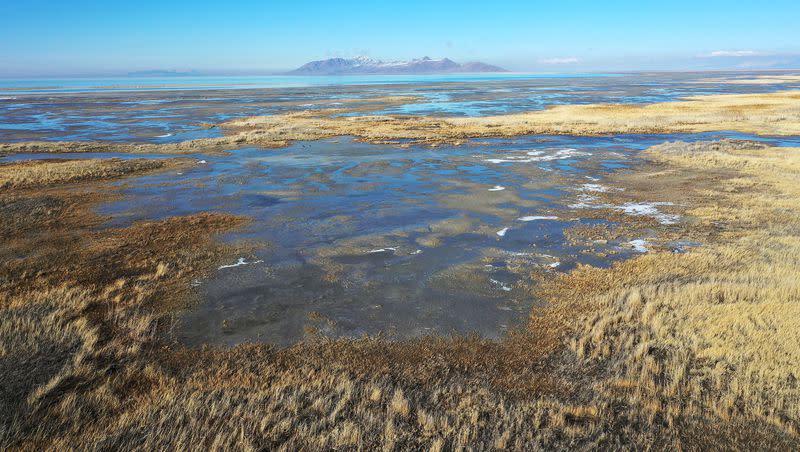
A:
[117,136,641,345]
[3,73,800,346]
[7,130,797,346]
[2,71,800,143]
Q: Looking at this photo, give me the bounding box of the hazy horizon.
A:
[2,1,799,77]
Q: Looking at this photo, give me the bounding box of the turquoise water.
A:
[0,73,624,94]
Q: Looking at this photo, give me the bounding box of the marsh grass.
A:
[2,140,800,449]
[3,90,800,158]
[216,90,800,147]
[0,158,190,190]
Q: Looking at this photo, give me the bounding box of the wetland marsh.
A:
[2,72,800,449]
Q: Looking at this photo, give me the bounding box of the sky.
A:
[1,0,799,77]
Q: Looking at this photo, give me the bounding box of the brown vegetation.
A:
[218,90,800,146]
[1,138,800,449]
[3,90,800,158]
[0,158,190,190]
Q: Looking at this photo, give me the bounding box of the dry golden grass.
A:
[568,140,800,434]
[2,139,800,449]
[0,158,185,190]
[3,90,800,158]
[218,90,800,146]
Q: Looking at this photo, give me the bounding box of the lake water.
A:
[0,73,624,94]
[2,72,800,345]
[3,72,800,143]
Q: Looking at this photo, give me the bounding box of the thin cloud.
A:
[705,50,763,57]
[539,57,579,64]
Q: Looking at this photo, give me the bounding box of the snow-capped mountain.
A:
[287,56,507,75]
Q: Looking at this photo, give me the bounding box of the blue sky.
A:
[1,0,799,76]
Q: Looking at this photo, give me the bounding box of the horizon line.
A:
[2,67,800,80]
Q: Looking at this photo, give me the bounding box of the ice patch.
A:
[218,257,263,270]
[580,183,609,192]
[517,215,559,221]
[156,133,173,138]
[548,262,561,268]
[569,197,679,225]
[488,185,506,191]
[368,247,397,254]
[568,193,609,209]
[496,227,509,237]
[0,97,17,100]
[490,279,513,292]
[585,175,601,181]
[485,148,590,164]
[198,159,207,164]
[619,202,679,225]
[411,249,423,255]
[629,240,650,253]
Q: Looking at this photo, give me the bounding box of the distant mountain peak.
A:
[287,56,507,75]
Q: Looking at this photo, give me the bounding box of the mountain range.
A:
[287,56,507,75]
